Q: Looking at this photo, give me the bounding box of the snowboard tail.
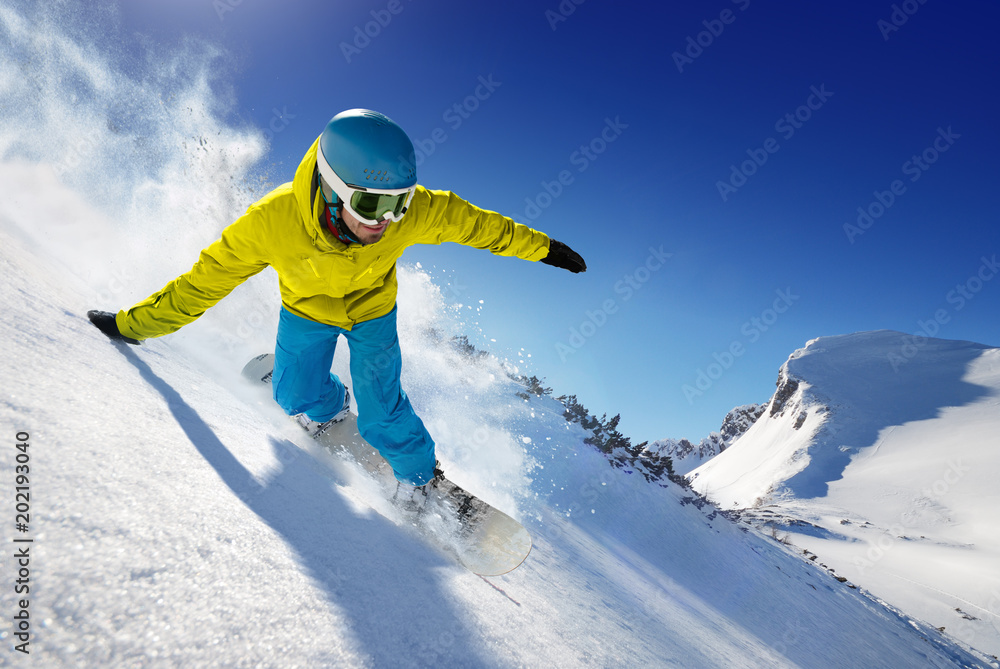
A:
[241,353,531,576]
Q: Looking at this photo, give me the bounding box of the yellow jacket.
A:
[117,137,551,340]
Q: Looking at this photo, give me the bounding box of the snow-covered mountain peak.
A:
[783,329,993,413]
[690,330,1000,656]
[692,330,997,505]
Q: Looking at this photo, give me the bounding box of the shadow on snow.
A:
[783,334,995,500]
[121,345,493,668]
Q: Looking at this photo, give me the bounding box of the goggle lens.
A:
[352,191,409,221]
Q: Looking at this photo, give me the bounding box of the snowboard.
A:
[241,353,532,576]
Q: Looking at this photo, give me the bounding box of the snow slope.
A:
[0,4,995,662]
[689,331,1000,658]
[1,212,996,667]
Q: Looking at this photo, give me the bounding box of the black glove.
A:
[87,310,141,345]
[540,240,587,273]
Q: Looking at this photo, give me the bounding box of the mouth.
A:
[361,222,387,235]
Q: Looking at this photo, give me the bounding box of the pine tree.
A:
[450,335,489,360]
[556,393,678,486]
[525,375,552,397]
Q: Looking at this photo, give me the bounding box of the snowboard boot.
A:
[393,480,431,514]
[295,388,351,438]
[392,462,445,515]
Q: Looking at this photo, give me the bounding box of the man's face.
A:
[340,206,388,245]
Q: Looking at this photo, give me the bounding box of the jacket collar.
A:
[292,136,342,251]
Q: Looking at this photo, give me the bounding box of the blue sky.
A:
[84,0,1000,443]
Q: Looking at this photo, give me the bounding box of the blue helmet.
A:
[317,109,417,224]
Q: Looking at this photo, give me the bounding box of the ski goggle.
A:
[351,189,411,222]
[317,151,414,225]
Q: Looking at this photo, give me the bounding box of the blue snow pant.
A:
[272,305,436,486]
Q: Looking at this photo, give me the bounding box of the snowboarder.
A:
[88,108,586,506]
